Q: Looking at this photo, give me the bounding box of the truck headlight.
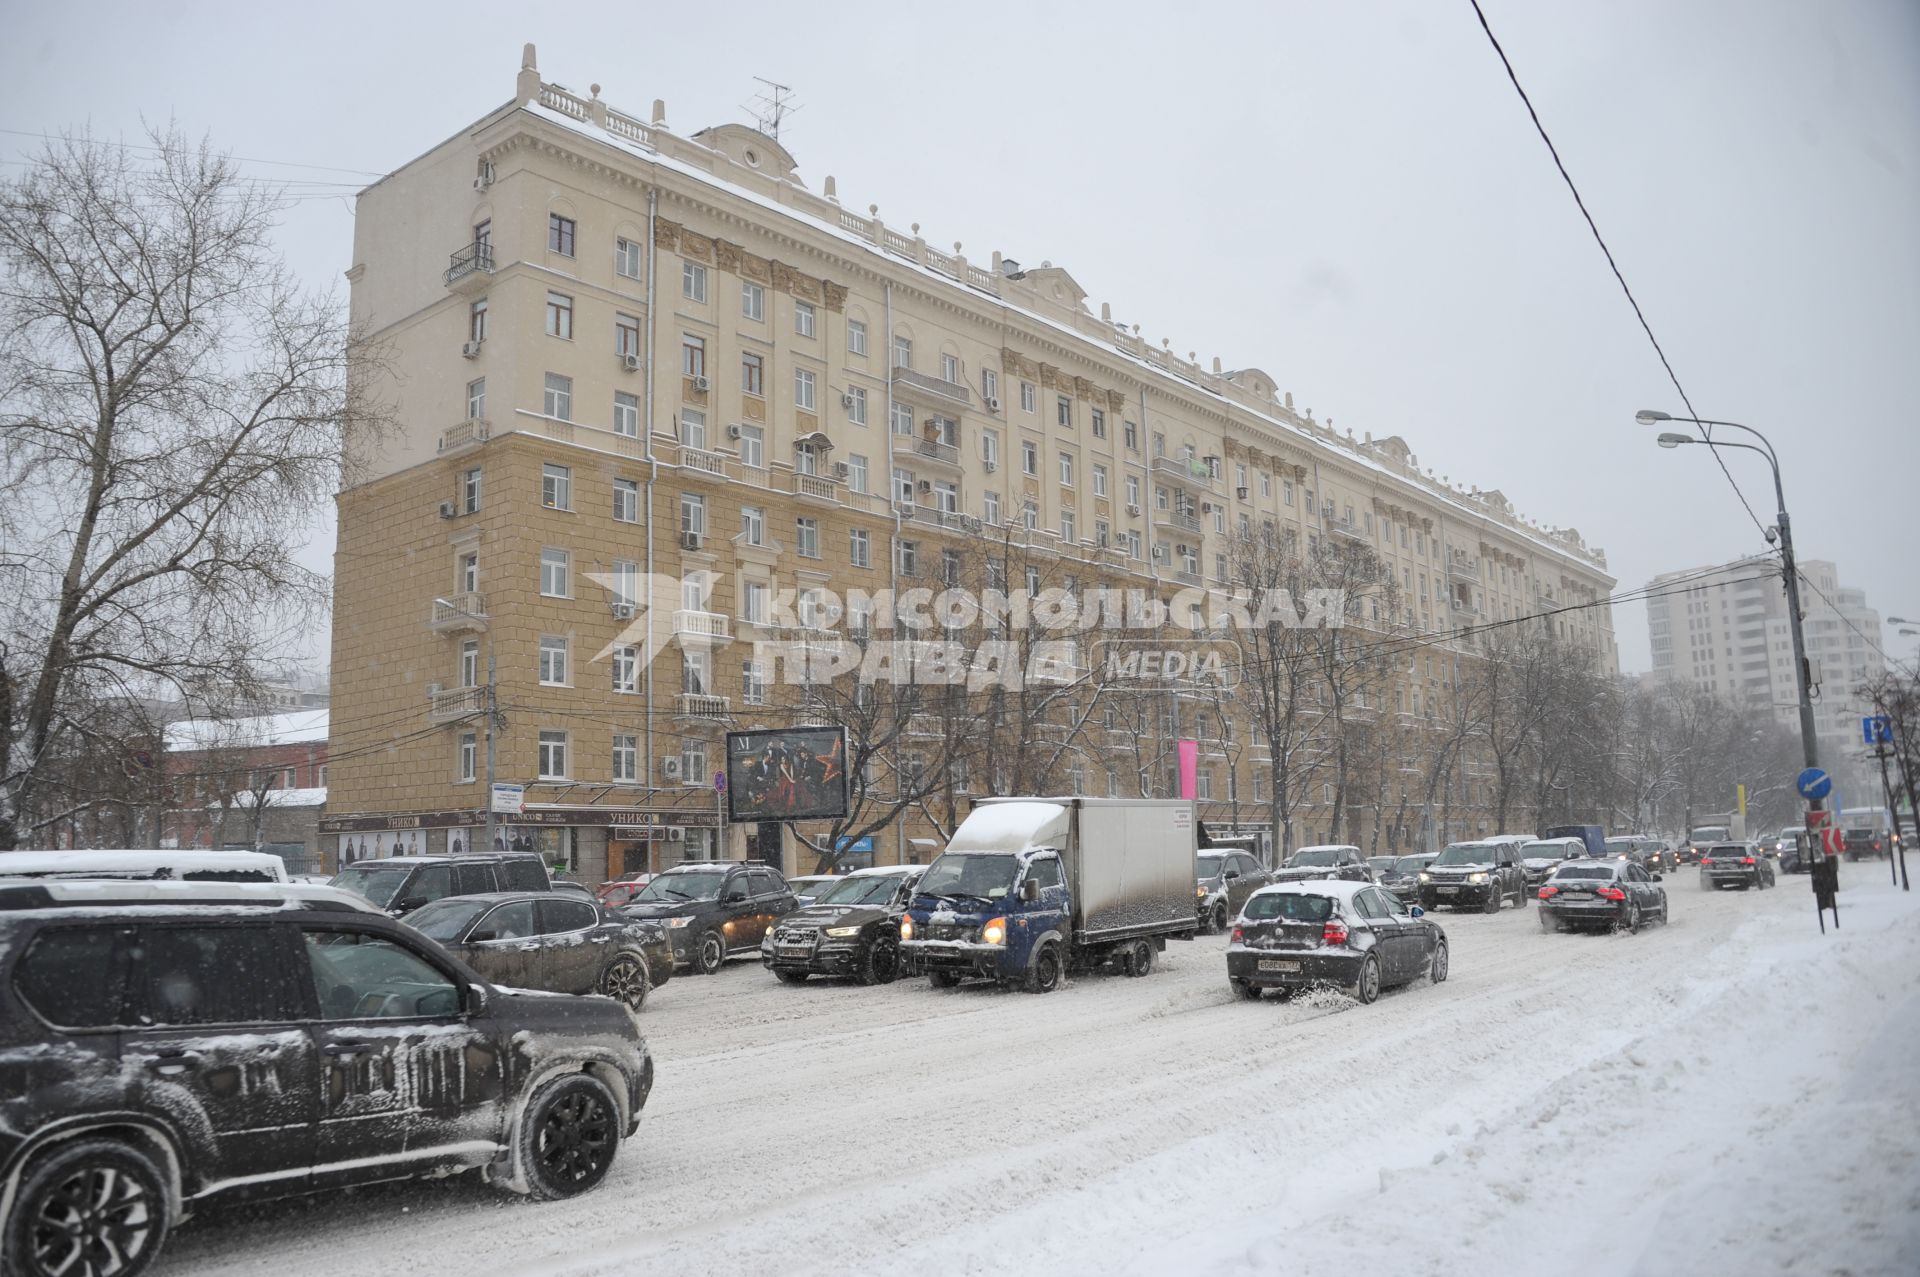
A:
[900,916,915,941]
[1468,872,1488,884]
[824,925,861,938]
[981,917,1007,946]
[665,915,695,929]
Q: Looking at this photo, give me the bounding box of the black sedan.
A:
[404,892,672,1010]
[1700,843,1777,891]
[1537,859,1668,933]
[1226,881,1447,1005]
[762,865,923,984]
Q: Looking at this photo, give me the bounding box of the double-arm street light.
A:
[1635,410,1824,811]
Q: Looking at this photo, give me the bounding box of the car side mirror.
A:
[395,896,427,913]
[464,983,490,1016]
[1223,868,1240,880]
[1410,905,1425,919]
[1651,873,1663,882]
[1020,878,1039,903]
[469,929,498,943]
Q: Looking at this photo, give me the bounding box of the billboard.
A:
[337,829,425,863]
[725,727,849,823]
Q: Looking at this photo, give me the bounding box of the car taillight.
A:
[1741,857,1756,866]
[1322,919,1349,946]
[1873,841,1883,851]
[1700,858,1713,866]
[1231,927,1244,943]
[1538,885,1558,899]
[1597,886,1626,901]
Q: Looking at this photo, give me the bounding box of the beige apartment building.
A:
[328,46,1618,881]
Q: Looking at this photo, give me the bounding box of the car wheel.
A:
[1351,953,1381,1004]
[1210,902,1230,934]
[515,1072,620,1200]
[773,969,809,985]
[858,939,901,986]
[1515,881,1529,908]
[1429,938,1449,983]
[928,969,963,989]
[1231,978,1262,1001]
[1539,911,1558,933]
[4,1138,170,1277]
[1026,942,1063,994]
[1482,888,1500,915]
[1121,938,1154,977]
[1624,902,1642,934]
[693,930,725,975]
[598,953,650,1011]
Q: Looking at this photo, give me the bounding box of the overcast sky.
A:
[5,0,1915,674]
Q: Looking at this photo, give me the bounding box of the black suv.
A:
[618,861,796,974]
[0,880,653,1277]
[331,852,550,915]
[762,865,923,984]
[1418,841,1529,913]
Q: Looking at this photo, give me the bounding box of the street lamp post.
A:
[1638,410,1833,919]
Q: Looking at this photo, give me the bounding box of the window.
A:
[1280,477,1290,504]
[848,453,870,492]
[794,301,816,338]
[983,368,999,403]
[547,213,575,256]
[1020,381,1036,413]
[893,467,915,504]
[615,236,642,279]
[1022,441,1038,476]
[740,505,765,546]
[543,373,572,419]
[616,312,640,357]
[1091,407,1106,438]
[932,481,958,513]
[539,547,569,597]
[1022,502,1038,531]
[678,407,707,449]
[610,558,638,607]
[891,401,913,435]
[742,282,764,321]
[537,730,569,779]
[681,740,707,786]
[680,492,706,536]
[846,385,868,425]
[612,734,638,782]
[682,649,710,695]
[304,931,458,1020]
[849,527,871,567]
[847,318,867,355]
[740,351,764,397]
[893,334,912,368]
[459,552,479,593]
[897,539,918,576]
[737,424,764,468]
[1125,529,1142,559]
[462,467,483,514]
[613,391,639,437]
[983,490,1001,524]
[134,925,305,1026]
[1061,510,1076,543]
[1058,452,1074,486]
[982,429,1000,469]
[1125,474,1141,506]
[541,463,572,510]
[612,645,639,694]
[741,660,770,705]
[942,352,961,383]
[1123,419,1138,450]
[14,929,127,1028]
[1057,396,1072,427]
[458,732,477,782]
[543,291,573,339]
[796,517,820,558]
[794,368,817,410]
[466,376,486,421]
[539,635,569,685]
[1092,464,1108,497]
[682,260,706,301]
[682,334,706,378]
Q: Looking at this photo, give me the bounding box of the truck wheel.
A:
[514,1072,621,1200]
[1026,942,1063,994]
[773,970,809,985]
[1231,978,1262,1001]
[1123,938,1154,977]
[857,940,901,986]
[4,1137,170,1277]
[1351,954,1381,1005]
[694,931,726,975]
[928,970,963,989]
[1209,902,1229,934]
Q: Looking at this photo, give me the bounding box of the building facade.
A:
[329,48,1618,881]
[163,709,330,873]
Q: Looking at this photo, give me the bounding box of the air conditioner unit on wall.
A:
[840,392,855,409]
[692,375,710,392]
[984,396,1000,412]
[660,756,682,780]
[621,353,641,372]
[461,341,483,359]
[665,826,685,841]
[680,531,702,550]
[832,462,850,479]
[611,603,635,620]
[437,501,456,519]
[726,424,743,440]
[983,459,997,473]
[1126,504,1141,516]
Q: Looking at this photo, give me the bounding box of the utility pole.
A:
[484,653,500,855]
[1871,741,1906,889]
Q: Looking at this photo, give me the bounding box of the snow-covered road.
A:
[159,863,1920,1277]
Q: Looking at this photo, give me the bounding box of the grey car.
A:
[1196,848,1274,933]
[404,892,672,1011]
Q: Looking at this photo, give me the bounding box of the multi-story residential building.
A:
[163,709,330,872]
[328,47,1617,881]
[1646,556,1884,802]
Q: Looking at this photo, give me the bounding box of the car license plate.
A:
[1257,959,1300,972]
[1436,885,1459,894]
[1560,891,1592,900]
[778,946,811,958]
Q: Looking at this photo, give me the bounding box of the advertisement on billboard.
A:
[337,829,425,864]
[725,727,849,823]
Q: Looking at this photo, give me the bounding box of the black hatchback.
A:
[0,880,653,1277]
[1226,881,1448,1004]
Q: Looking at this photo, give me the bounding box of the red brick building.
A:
[163,709,329,872]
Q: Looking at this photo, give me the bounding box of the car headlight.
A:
[1468,872,1488,884]
[664,915,696,929]
[824,925,862,939]
[900,916,915,941]
[981,917,1007,946]
[1197,885,1208,899]
[1418,871,1432,882]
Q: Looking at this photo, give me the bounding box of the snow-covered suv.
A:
[0,880,653,1277]
[1417,840,1530,913]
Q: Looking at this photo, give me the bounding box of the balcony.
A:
[677,445,728,479]
[444,240,495,294]
[892,366,972,410]
[1175,565,1202,585]
[910,435,963,469]
[675,693,731,720]
[428,592,489,634]
[903,506,978,535]
[438,418,491,455]
[1330,519,1367,541]
[672,610,731,642]
[1151,455,1218,491]
[1447,553,1480,582]
[790,472,840,504]
[1153,507,1202,535]
[428,685,485,723]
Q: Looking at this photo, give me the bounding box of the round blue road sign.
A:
[1796,768,1832,802]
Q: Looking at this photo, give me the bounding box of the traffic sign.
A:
[1863,716,1894,747]
[1807,808,1833,831]
[1796,768,1833,802]
[1822,827,1845,856]
[489,782,525,815]
[713,770,728,793]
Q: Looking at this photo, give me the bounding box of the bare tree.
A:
[0,128,385,848]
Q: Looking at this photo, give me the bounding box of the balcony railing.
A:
[678,445,727,478]
[438,419,491,454]
[428,685,485,722]
[1151,455,1218,489]
[911,436,962,467]
[905,507,977,534]
[428,592,489,634]
[676,693,731,719]
[892,366,972,408]
[444,240,496,290]
[1154,507,1202,534]
[791,472,839,502]
[1330,519,1366,540]
[672,610,731,640]
[1447,554,1480,581]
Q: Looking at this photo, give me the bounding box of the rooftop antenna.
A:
[744,77,801,141]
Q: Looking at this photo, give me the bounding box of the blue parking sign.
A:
[1863,716,1893,746]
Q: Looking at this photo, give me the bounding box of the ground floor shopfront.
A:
[320,804,729,883]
